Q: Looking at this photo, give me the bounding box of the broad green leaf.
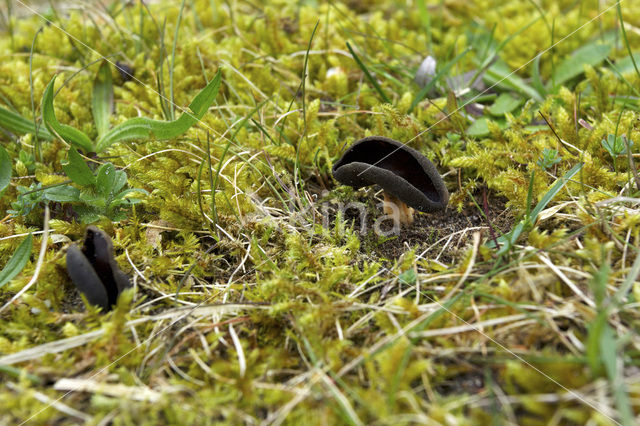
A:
[0,145,11,193]
[96,163,117,196]
[62,148,95,187]
[0,105,53,141]
[613,52,640,75]
[96,69,222,152]
[78,190,104,206]
[467,117,490,137]
[550,43,611,89]
[43,185,80,202]
[92,61,114,137]
[0,233,32,289]
[112,170,127,194]
[42,76,95,152]
[74,205,101,224]
[483,59,543,102]
[487,93,522,116]
[467,117,507,137]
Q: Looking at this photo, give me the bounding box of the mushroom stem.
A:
[383,191,414,226]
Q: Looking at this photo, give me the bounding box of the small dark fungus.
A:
[66,226,131,311]
[332,136,449,226]
[115,61,134,83]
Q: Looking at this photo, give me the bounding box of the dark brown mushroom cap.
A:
[66,226,131,311]
[332,136,449,212]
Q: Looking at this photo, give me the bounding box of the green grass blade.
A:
[169,0,187,121]
[346,42,391,104]
[617,3,640,82]
[549,42,611,90]
[92,61,114,137]
[529,162,583,220]
[211,98,268,232]
[41,76,94,152]
[96,69,222,152]
[532,55,546,98]
[0,145,11,194]
[409,47,471,113]
[29,26,44,161]
[493,163,583,255]
[0,105,53,141]
[0,233,32,289]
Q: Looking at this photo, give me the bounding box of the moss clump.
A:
[1,0,640,424]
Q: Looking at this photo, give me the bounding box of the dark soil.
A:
[341,193,514,263]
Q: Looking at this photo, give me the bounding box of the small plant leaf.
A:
[601,134,632,156]
[92,61,114,137]
[483,59,543,102]
[487,93,522,116]
[62,148,95,187]
[0,145,11,194]
[44,185,80,202]
[0,106,54,140]
[111,187,148,203]
[112,170,127,194]
[96,163,117,196]
[613,52,640,75]
[467,117,490,137]
[95,69,222,152]
[42,76,95,153]
[399,269,417,285]
[550,43,611,89]
[0,233,33,289]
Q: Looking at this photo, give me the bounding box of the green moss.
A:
[1,0,640,424]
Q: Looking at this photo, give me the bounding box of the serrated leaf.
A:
[0,106,54,140]
[550,43,611,89]
[0,145,11,193]
[0,233,33,289]
[43,185,80,202]
[92,61,114,137]
[42,76,95,152]
[95,69,222,152]
[62,148,95,187]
